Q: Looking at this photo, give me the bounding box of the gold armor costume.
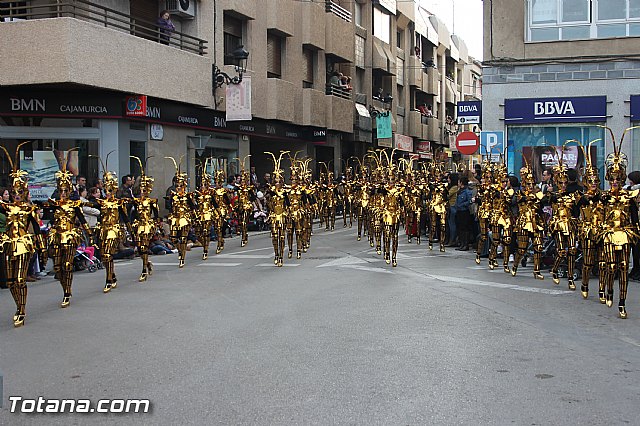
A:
[130,156,158,280]
[0,143,46,327]
[165,157,192,268]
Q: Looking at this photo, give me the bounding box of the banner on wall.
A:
[521,145,596,183]
[21,150,79,202]
[376,114,392,139]
[225,76,252,121]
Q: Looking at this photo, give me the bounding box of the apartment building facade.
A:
[0,0,478,207]
[483,0,640,182]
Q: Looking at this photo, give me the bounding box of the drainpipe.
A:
[440,57,446,146]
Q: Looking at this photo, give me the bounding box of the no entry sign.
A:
[455,131,480,155]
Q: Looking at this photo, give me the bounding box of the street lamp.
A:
[212,45,249,89]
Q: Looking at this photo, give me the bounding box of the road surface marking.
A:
[427,274,573,295]
[217,254,273,259]
[255,263,300,267]
[197,263,242,267]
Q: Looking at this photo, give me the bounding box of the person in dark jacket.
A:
[455,176,474,251]
[157,10,176,45]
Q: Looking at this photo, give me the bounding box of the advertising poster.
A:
[521,145,596,183]
[20,150,78,202]
[376,114,392,139]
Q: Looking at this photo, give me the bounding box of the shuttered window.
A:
[267,32,282,78]
[302,48,314,88]
[224,14,243,66]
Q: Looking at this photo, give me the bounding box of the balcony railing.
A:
[326,84,352,100]
[0,0,208,55]
[325,0,352,23]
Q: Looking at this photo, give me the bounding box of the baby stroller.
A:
[74,244,103,273]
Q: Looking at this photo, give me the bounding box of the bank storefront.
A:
[504,96,606,182]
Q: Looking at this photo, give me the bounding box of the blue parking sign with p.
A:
[480,131,504,156]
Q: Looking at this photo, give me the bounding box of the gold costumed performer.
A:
[0,143,46,327]
[212,166,232,254]
[48,149,93,307]
[95,154,131,293]
[165,156,192,268]
[510,161,545,279]
[576,140,606,299]
[193,159,215,260]
[597,126,640,318]
[235,156,254,248]
[265,151,289,267]
[130,156,159,280]
[545,145,581,289]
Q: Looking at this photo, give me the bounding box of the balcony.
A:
[326,92,354,133]
[372,38,395,75]
[424,68,440,96]
[407,56,423,88]
[0,0,207,55]
[325,6,354,63]
[425,117,441,142]
[445,78,457,104]
[302,88,326,127]
[267,0,294,37]
[0,16,212,106]
[407,110,427,140]
[301,0,325,50]
[265,78,296,122]
[325,1,352,22]
[325,84,352,100]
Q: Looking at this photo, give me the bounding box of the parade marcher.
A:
[47,149,93,307]
[510,163,545,279]
[0,143,47,327]
[598,127,640,318]
[212,167,233,254]
[265,151,289,267]
[576,142,605,299]
[165,157,192,268]
[488,162,514,273]
[236,157,255,248]
[285,158,308,260]
[380,155,403,267]
[95,155,132,292]
[428,164,449,253]
[129,156,159,280]
[193,159,215,260]
[475,160,494,264]
[545,150,581,289]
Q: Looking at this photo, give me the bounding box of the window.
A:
[355,35,365,69]
[224,14,243,66]
[302,48,314,88]
[355,1,364,27]
[373,7,390,44]
[267,32,282,79]
[527,0,640,41]
[396,57,404,85]
[397,29,404,49]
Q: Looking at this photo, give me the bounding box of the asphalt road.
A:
[1,225,640,425]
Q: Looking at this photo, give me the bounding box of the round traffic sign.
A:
[455,131,480,155]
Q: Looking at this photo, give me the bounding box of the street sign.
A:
[455,131,480,155]
[457,100,481,125]
[480,131,504,156]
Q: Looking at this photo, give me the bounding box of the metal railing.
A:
[325,1,352,23]
[326,84,352,100]
[0,0,208,55]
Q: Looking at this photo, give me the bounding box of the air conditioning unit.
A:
[166,0,196,19]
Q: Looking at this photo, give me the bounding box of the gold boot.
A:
[60,295,71,308]
[297,251,301,260]
[13,313,25,327]
[533,270,544,280]
[568,279,576,291]
[475,254,481,264]
[511,266,518,277]
[552,271,560,285]
[179,258,185,268]
[288,250,292,259]
[598,291,606,304]
[103,282,112,293]
[202,251,208,260]
[619,304,628,319]
[581,284,588,299]
[139,272,147,282]
[392,258,397,267]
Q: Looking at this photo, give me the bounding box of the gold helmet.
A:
[0,141,32,200]
[265,151,289,185]
[55,148,80,198]
[165,155,187,192]
[131,155,155,195]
